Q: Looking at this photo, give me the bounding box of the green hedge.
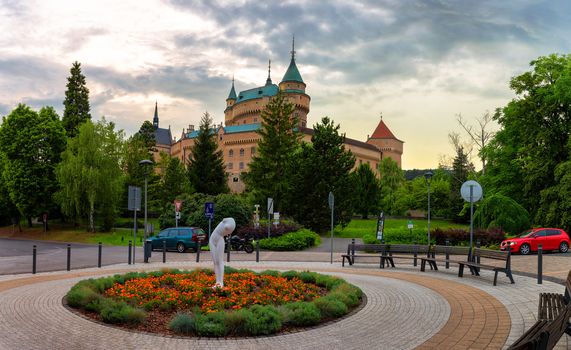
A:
[258,229,321,251]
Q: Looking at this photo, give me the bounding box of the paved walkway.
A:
[0,258,569,350]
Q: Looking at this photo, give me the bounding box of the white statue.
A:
[209,217,236,288]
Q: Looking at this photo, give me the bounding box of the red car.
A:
[500,228,570,255]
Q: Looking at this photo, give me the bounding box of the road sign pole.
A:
[469,185,474,255]
[329,192,334,264]
[133,209,137,265]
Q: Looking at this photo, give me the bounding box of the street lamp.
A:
[424,171,434,247]
[139,159,153,243]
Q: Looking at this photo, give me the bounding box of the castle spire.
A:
[291,35,296,60]
[227,76,237,100]
[281,35,304,84]
[153,101,159,129]
[265,59,272,86]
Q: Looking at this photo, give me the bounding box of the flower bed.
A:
[66,268,363,337]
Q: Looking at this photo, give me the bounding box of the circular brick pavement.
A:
[0,261,568,349]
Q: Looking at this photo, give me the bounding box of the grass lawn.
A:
[335,217,469,242]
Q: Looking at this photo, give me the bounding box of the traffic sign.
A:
[175,212,181,219]
[204,202,214,219]
[174,199,183,212]
[128,186,141,211]
[407,220,413,229]
[461,180,483,203]
[328,191,334,209]
[267,198,274,214]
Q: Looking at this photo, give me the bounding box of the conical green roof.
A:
[227,80,237,100]
[281,58,304,83]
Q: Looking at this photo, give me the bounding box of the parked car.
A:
[149,227,208,253]
[500,228,570,255]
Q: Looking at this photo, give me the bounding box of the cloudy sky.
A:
[1,0,570,169]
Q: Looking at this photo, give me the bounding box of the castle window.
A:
[233,177,239,182]
[239,148,244,157]
[228,162,233,170]
[254,118,257,122]
[239,162,244,170]
[258,90,262,94]
[251,147,256,155]
[229,149,234,157]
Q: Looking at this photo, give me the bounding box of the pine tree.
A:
[62,61,91,138]
[449,146,475,223]
[187,112,228,195]
[242,92,300,211]
[352,163,380,218]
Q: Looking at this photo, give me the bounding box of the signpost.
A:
[376,211,385,243]
[128,186,141,264]
[204,202,214,239]
[174,199,183,228]
[460,180,483,257]
[407,219,414,242]
[267,198,273,238]
[254,204,260,228]
[328,192,334,264]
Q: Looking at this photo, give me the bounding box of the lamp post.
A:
[424,171,433,247]
[139,160,153,244]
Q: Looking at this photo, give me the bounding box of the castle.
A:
[152,40,404,192]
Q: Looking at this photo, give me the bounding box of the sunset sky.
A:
[1,0,570,169]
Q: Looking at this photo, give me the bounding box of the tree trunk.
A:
[89,202,95,233]
[27,217,32,228]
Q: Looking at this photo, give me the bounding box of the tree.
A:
[474,193,530,234]
[56,119,125,231]
[161,157,192,204]
[134,120,157,153]
[378,157,404,215]
[449,146,475,223]
[288,117,355,233]
[243,92,300,211]
[351,163,380,218]
[62,61,91,138]
[0,152,19,228]
[187,112,228,195]
[483,54,571,218]
[0,105,66,226]
[456,111,496,174]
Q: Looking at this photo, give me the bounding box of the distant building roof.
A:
[236,84,279,103]
[281,58,304,84]
[370,119,397,139]
[300,127,379,151]
[227,79,237,100]
[224,123,261,134]
[155,127,172,146]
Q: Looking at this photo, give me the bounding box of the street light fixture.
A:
[424,171,434,248]
[139,159,153,244]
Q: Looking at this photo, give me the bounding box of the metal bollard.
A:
[476,240,481,264]
[128,241,132,265]
[256,239,260,263]
[226,242,230,263]
[445,239,450,269]
[32,245,37,274]
[413,242,418,267]
[538,244,543,284]
[196,240,201,263]
[67,244,71,271]
[162,239,166,263]
[98,242,102,268]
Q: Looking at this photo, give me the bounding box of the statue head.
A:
[219,217,236,236]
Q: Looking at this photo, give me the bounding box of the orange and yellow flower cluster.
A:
[105,271,322,313]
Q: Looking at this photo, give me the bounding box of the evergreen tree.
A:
[243,92,300,211]
[0,105,66,226]
[449,146,474,223]
[351,163,380,218]
[134,120,157,153]
[161,157,192,204]
[62,61,91,138]
[379,157,404,215]
[288,117,355,232]
[187,112,228,195]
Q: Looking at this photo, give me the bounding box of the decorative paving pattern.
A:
[0,261,568,349]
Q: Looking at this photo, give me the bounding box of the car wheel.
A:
[559,242,569,253]
[519,243,531,255]
[176,243,186,253]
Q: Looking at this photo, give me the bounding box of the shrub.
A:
[474,193,530,234]
[315,275,344,290]
[168,312,195,335]
[298,271,318,284]
[259,229,320,251]
[100,302,146,325]
[244,305,282,335]
[280,302,321,327]
[280,270,300,280]
[66,285,100,308]
[313,296,348,319]
[258,269,280,277]
[329,284,362,308]
[236,222,301,239]
[223,309,251,335]
[432,227,505,246]
[194,312,227,337]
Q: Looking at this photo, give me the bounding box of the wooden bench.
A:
[509,270,571,349]
[341,243,388,268]
[381,244,430,268]
[457,248,515,286]
[420,245,471,272]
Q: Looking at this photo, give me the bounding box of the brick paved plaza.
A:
[0,254,569,349]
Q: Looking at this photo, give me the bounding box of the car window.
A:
[535,230,547,237]
[519,230,534,238]
[158,230,168,238]
[194,229,206,236]
[547,230,561,236]
[180,229,192,237]
[168,230,178,237]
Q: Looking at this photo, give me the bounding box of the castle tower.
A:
[278,36,310,128]
[367,116,404,167]
[226,77,237,109]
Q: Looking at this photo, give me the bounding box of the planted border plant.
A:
[66,268,362,337]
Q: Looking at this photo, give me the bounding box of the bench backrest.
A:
[432,245,471,257]
[545,302,571,349]
[472,247,509,261]
[565,270,571,304]
[386,244,430,254]
[347,244,387,254]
